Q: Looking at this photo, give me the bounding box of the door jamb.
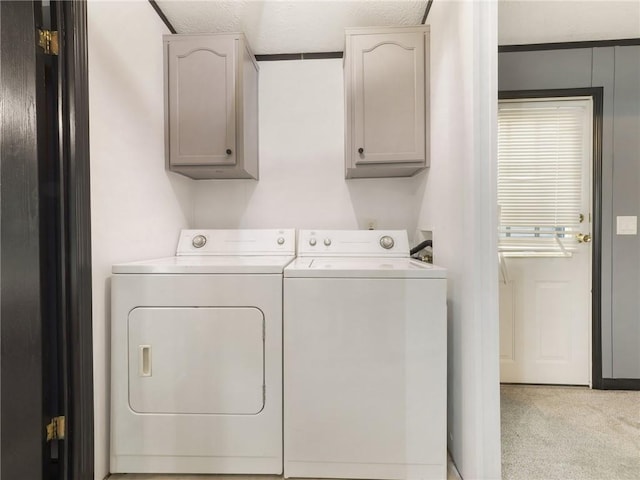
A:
[56,0,94,476]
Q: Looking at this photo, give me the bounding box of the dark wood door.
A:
[1,1,51,478]
[1,1,93,479]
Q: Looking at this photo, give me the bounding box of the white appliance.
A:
[284,230,447,480]
[110,229,295,474]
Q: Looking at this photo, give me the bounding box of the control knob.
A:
[192,234,207,248]
[380,235,394,249]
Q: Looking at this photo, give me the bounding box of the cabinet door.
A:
[350,32,425,165]
[168,38,236,166]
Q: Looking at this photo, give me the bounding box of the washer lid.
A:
[284,257,447,279]
[113,255,295,274]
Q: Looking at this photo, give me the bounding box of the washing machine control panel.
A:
[298,230,409,257]
[177,229,296,256]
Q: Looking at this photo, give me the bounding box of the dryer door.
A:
[128,307,265,415]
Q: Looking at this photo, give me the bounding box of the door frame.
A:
[56,1,94,476]
[498,87,604,388]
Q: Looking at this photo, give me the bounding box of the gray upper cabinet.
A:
[344,26,430,179]
[164,33,259,179]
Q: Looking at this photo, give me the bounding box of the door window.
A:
[498,97,593,257]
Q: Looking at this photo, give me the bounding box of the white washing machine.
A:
[284,230,447,480]
[110,229,294,474]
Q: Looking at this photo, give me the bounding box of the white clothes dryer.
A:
[284,230,447,480]
[111,229,294,474]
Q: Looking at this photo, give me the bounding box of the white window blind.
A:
[498,97,592,256]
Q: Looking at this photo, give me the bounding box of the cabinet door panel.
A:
[169,39,236,166]
[352,33,425,165]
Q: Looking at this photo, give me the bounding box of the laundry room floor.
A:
[501,384,640,480]
[108,453,463,480]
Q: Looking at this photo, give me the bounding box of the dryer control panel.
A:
[297,230,409,258]
[177,229,296,256]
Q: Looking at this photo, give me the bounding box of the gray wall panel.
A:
[592,47,615,378]
[499,49,592,91]
[611,46,640,378]
[499,44,640,380]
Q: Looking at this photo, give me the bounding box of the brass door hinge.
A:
[38,29,59,56]
[46,416,65,441]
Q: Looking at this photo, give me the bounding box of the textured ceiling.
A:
[156,0,429,55]
[498,0,640,45]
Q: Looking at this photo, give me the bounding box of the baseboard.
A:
[598,378,640,391]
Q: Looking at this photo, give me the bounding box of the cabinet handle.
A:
[226,148,233,155]
[358,147,364,154]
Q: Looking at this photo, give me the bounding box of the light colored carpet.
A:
[501,384,640,480]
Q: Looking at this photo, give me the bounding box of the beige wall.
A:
[88,1,193,477]
[420,1,501,478]
[194,58,427,235]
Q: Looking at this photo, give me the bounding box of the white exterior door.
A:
[498,97,593,385]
